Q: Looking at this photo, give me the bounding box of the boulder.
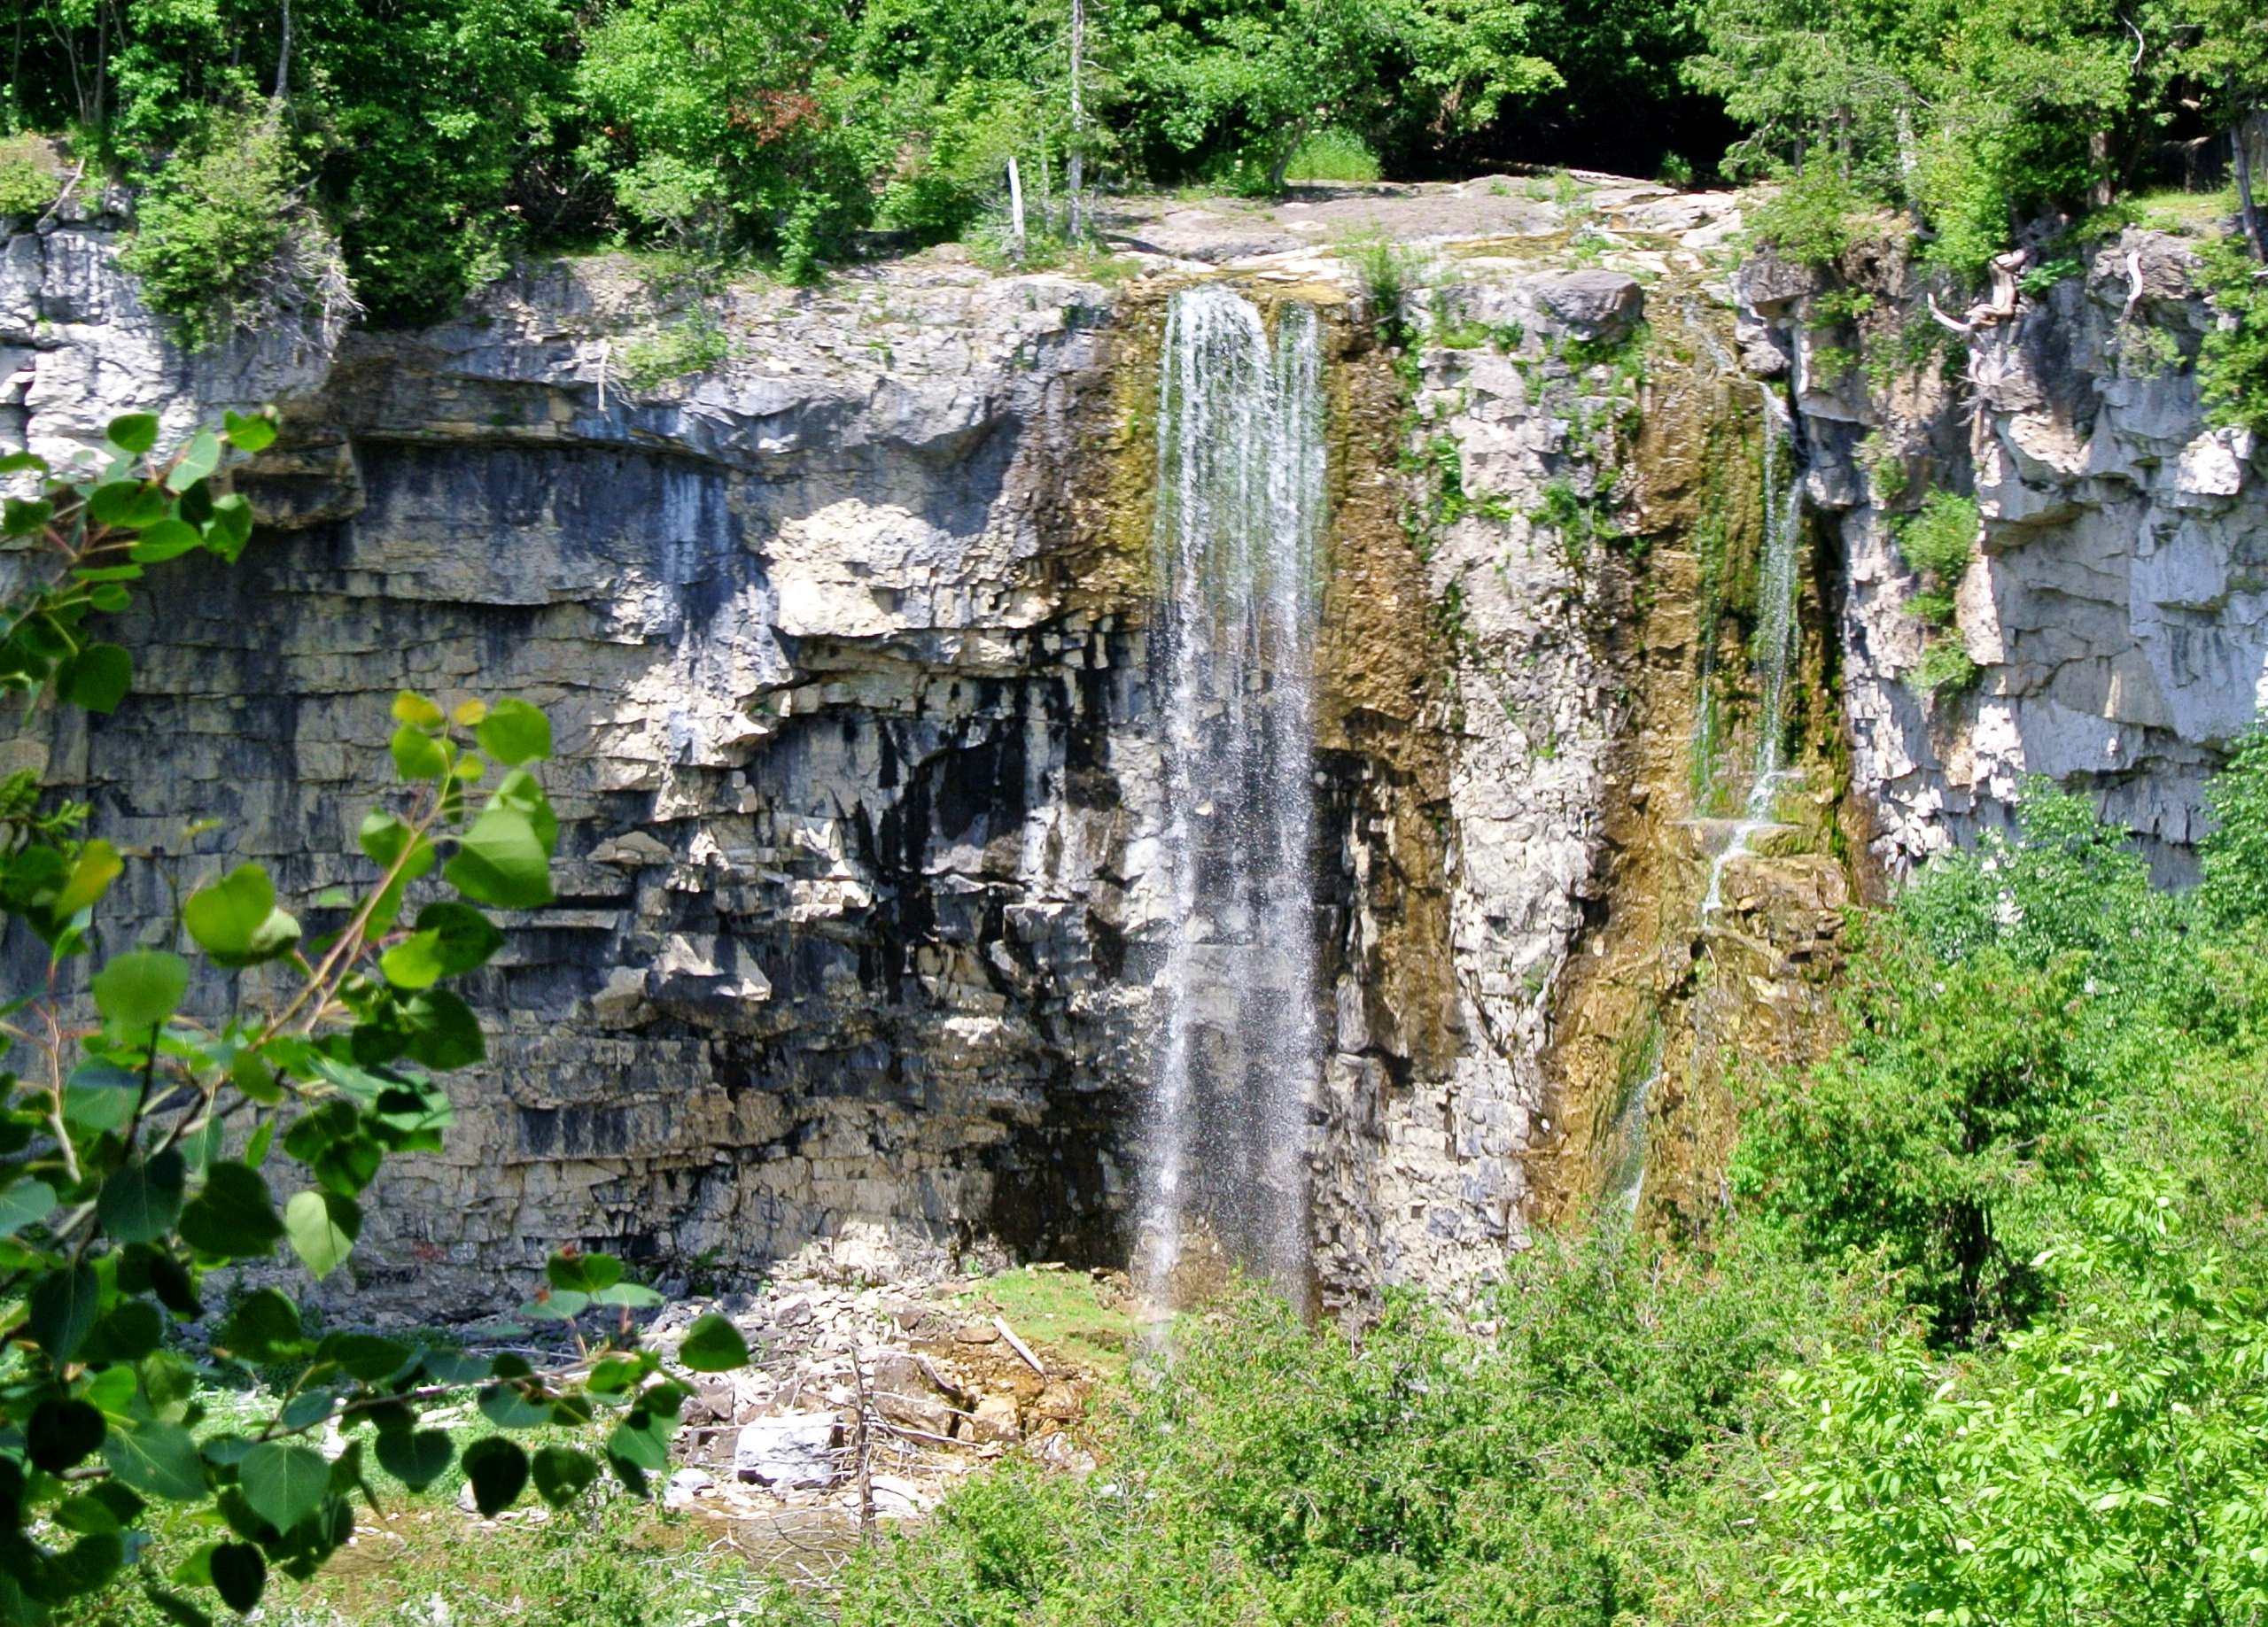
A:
[1531,270,1644,343]
[734,1414,841,1489]
[871,1352,958,1437]
[966,1394,1022,1445]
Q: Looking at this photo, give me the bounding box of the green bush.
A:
[1282,127,1382,182]
[2199,232,2268,437]
[116,114,342,352]
[617,307,731,389]
[0,134,62,219]
[1747,165,1866,268]
[1914,631,1979,693]
[1897,490,1979,620]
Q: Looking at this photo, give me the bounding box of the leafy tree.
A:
[576,0,887,276]
[1772,1177,2268,1625]
[0,417,752,1623]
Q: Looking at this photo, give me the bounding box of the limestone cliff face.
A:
[1738,229,2268,879]
[11,183,2260,1314]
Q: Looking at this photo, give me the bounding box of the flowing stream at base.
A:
[1607,384,1806,1216]
[1138,284,1328,1314]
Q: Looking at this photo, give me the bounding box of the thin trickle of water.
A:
[1702,391,1805,916]
[1621,381,1806,1220]
[1140,285,1328,1317]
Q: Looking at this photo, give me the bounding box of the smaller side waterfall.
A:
[1701,391,1806,916]
[1610,384,1806,1217]
[1139,284,1329,1313]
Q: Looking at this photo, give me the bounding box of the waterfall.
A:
[1701,391,1806,916]
[1139,284,1328,1314]
[1616,386,1806,1218]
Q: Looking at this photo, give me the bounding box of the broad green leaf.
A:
[91,949,189,1029]
[546,1251,605,1292]
[405,902,502,980]
[590,1283,665,1311]
[378,930,447,990]
[476,699,552,766]
[0,1178,56,1238]
[679,1312,751,1372]
[519,1288,590,1321]
[357,810,436,876]
[391,690,446,729]
[53,839,123,917]
[183,864,301,968]
[104,1420,206,1501]
[27,1262,101,1360]
[239,1441,329,1533]
[106,413,159,454]
[177,1161,284,1260]
[607,1406,673,1472]
[84,1298,164,1363]
[478,1383,550,1429]
[229,1049,281,1104]
[4,496,53,535]
[205,493,253,562]
[0,449,46,472]
[444,806,553,910]
[89,481,170,529]
[166,430,221,492]
[221,409,276,454]
[219,1289,305,1362]
[129,518,204,562]
[98,1151,186,1243]
[284,1189,360,1280]
[374,1429,452,1491]
[27,1398,107,1472]
[316,1331,412,1383]
[531,1446,600,1507]
[210,1541,265,1614]
[459,1437,529,1515]
[400,988,484,1070]
[491,769,559,853]
[59,642,132,712]
[388,723,449,780]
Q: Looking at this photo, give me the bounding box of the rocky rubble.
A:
[639,1259,1113,1538]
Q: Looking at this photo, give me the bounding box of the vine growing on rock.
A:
[0,418,753,1623]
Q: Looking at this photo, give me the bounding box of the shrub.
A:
[2201,727,2268,929]
[2199,232,2268,437]
[0,134,63,219]
[1341,232,1424,342]
[1749,167,1866,268]
[1915,631,1978,693]
[1896,489,1978,636]
[1282,127,1381,182]
[118,113,356,353]
[617,307,730,389]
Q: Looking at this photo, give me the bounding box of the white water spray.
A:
[1139,284,1328,1313]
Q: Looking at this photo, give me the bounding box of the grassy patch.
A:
[955,1267,1136,1376]
[1283,128,1382,184]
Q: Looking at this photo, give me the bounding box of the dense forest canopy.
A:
[1,0,2263,329]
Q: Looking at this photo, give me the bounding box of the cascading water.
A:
[1608,384,1806,1217]
[1138,283,1328,1315]
[1700,390,1806,916]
